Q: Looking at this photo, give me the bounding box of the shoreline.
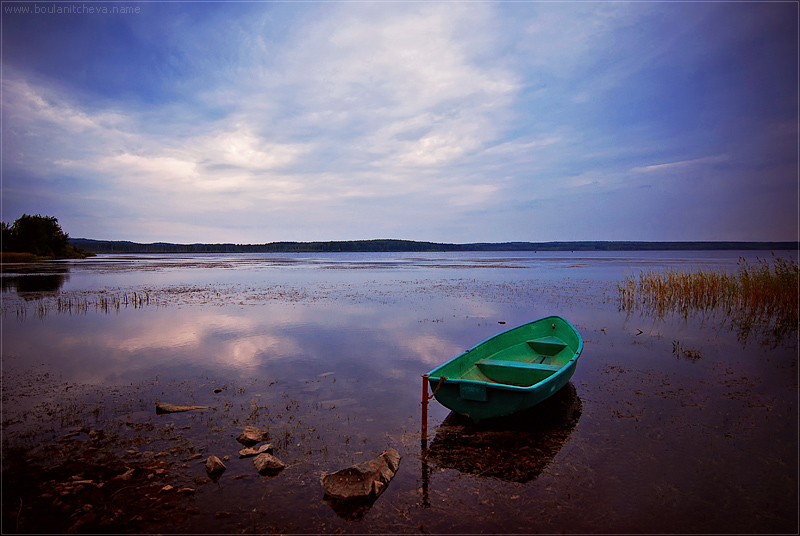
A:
[69,238,800,254]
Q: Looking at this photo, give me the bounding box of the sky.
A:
[2,1,798,244]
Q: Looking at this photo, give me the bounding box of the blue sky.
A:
[2,1,797,244]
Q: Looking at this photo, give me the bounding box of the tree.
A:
[1,221,12,251]
[2,214,71,257]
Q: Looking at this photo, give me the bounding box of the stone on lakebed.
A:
[155,402,209,414]
[239,444,274,458]
[236,425,269,446]
[205,455,226,475]
[253,453,285,474]
[321,448,401,500]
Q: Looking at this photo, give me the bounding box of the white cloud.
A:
[199,127,308,171]
[632,155,731,173]
[484,135,564,158]
[2,77,126,134]
[284,4,515,113]
[4,2,520,239]
[255,3,519,171]
[4,2,794,242]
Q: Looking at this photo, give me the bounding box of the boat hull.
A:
[426,316,582,422]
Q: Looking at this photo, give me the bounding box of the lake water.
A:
[1,251,797,533]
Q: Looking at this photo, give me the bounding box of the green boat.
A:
[426,316,583,422]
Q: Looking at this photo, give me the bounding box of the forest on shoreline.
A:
[1,215,94,260]
[69,238,798,254]
[6,213,794,260]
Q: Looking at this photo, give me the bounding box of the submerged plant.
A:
[619,255,798,346]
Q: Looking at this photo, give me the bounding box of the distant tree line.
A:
[2,214,93,259]
[68,238,798,254]
[67,239,462,253]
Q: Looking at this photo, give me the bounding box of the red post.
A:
[421,374,430,448]
[420,374,431,506]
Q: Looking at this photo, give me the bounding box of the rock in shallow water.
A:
[238,444,273,458]
[236,425,269,446]
[205,456,226,475]
[253,453,285,474]
[321,448,401,500]
[155,402,209,414]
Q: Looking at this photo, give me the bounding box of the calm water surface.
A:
[2,251,797,533]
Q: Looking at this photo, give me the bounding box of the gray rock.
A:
[236,425,269,446]
[321,448,401,500]
[253,453,285,474]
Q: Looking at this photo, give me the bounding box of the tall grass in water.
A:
[619,256,798,345]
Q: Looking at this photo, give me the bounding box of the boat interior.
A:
[460,335,571,387]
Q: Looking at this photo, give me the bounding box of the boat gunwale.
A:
[425,315,583,392]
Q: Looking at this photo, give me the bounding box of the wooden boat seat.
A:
[476,359,563,388]
[477,359,562,373]
[526,336,568,356]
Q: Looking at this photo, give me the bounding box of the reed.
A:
[7,290,153,319]
[619,255,798,344]
[0,252,41,264]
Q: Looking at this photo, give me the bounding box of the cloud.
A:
[632,155,731,173]
[485,136,563,156]
[12,3,523,241]
[2,2,796,242]
[255,2,520,182]
[2,78,126,134]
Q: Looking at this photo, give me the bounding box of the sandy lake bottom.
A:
[1,252,797,534]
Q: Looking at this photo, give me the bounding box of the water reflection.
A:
[620,298,797,348]
[2,251,797,533]
[324,495,378,521]
[1,272,69,296]
[424,383,581,483]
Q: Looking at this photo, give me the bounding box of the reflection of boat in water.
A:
[425,382,581,483]
[426,316,583,422]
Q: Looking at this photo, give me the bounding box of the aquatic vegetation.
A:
[672,340,702,362]
[619,256,798,345]
[3,290,154,318]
